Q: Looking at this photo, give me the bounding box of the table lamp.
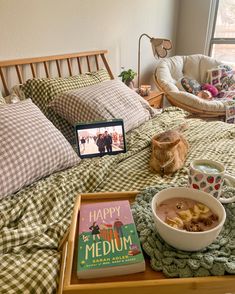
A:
[137,33,172,91]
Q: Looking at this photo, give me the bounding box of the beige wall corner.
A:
[175,0,212,56]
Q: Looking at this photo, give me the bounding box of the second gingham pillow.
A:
[49,80,156,132]
[0,99,80,199]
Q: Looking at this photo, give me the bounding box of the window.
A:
[209,0,235,67]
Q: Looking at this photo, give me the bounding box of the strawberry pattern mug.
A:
[188,159,235,203]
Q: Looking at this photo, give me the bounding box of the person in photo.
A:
[104,131,113,153]
[96,134,105,154]
[80,137,86,152]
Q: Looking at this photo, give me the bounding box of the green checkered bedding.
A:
[20,69,110,142]
[0,108,235,293]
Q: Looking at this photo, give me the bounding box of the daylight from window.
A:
[211,0,235,67]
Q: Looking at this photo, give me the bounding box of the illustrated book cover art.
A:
[77,200,145,279]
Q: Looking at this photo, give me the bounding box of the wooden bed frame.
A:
[1,50,234,293]
[0,50,114,96]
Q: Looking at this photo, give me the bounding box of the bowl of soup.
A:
[151,187,226,251]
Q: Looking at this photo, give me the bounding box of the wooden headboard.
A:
[0,50,114,96]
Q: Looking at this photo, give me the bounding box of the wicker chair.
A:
[154,54,226,118]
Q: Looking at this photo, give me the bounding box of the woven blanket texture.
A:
[132,184,235,278]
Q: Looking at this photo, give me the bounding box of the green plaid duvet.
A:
[0,108,235,293]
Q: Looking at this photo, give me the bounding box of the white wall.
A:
[0,0,179,88]
[175,0,212,56]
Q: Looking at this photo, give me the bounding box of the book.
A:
[77,200,145,279]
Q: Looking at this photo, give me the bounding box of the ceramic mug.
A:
[188,159,235,203]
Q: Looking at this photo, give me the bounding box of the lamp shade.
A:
[137,33,172,90]
[150,38,172,58]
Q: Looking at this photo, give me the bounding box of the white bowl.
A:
[151,187,226,251]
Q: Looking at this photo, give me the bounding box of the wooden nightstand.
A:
[143,91,164,108]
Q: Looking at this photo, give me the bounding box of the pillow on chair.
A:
[176,77,201,95]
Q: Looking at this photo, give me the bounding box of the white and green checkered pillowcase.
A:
[0,99,80,199]
[50,80,156,132]
[20,69,110,141]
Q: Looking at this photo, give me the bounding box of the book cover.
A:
[77,200,145,278]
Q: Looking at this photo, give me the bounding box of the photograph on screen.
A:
[76,121,126,158]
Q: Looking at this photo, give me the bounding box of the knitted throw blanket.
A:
[132,184,235,278]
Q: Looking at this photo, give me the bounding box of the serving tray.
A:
[57,191,235,294]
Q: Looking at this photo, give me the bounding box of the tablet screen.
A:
[75,119,127,158]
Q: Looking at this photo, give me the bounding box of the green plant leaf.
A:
[118,68,136,83]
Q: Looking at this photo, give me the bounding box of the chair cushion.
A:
[168,91,225,113]
[155,54,229,116]
[155,54,222,94]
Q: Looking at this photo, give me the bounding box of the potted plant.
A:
[118,69,137,89]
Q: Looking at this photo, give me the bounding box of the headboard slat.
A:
[95,55,100,71]
[100,53,114,79]
[86,56,91,72]
[56,60,62,77]
[0,67,9,95]
[77,57,82,74]
[43,62,50,78]
[30,63,37,78]
[0,50,113,95]
[15,65,23,84]
[67,59,72,76]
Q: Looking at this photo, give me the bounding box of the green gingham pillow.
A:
[50,80,156,132]
[0,99,80,199]
[20,69,110,142]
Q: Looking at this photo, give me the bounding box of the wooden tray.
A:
[58,191,235,294]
